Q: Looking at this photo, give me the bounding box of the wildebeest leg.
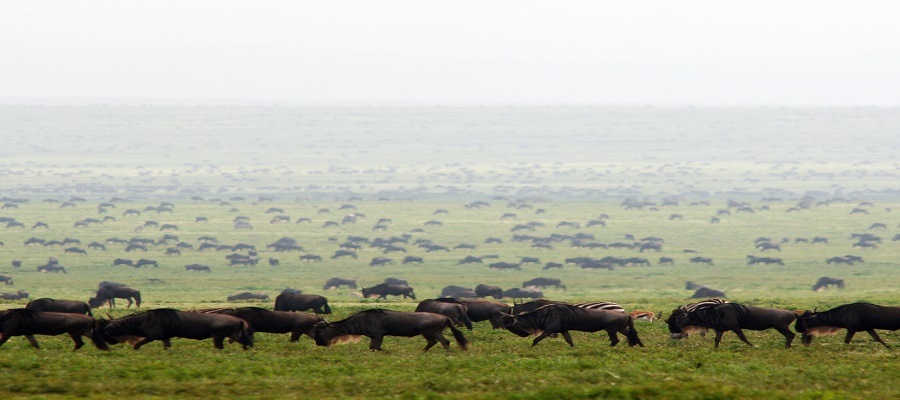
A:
[844,329,857,344]
[422,334,439,351]
[213,335,226,349]
[69,332,86,350]
[289,331,302,342]
[0,333,10,348]
[560,331,575,347]
[25,334,41,349]
[713,330,725,348]
[369,335,384,351]
[776,327,795,348]
[132,337,156,350]
[606,330,620,347]
[531,331,553,346]
[732,329,754,347]
[865,329,890,348]
[126,298,133,308]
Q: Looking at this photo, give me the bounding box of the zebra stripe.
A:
[680,298,727,313]
[571,301,626,313]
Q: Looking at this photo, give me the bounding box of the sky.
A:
[1,1,899,106]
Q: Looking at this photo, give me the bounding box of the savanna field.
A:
[1,106,900,399]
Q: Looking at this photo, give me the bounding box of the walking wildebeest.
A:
[383,277,409,286]
[0,290,29,300]
[361,283,416,300]
[227,292,270,302]
[323,277,357,290]
[452,299,511,329]
[523,277,566,290]
[273,293,332,314]
[500,304,643,348]
[794,303,900,347]
[196,307,323,343]
[26,298,92,316]
[37,264,66,273]
[502,287,543,299]
[312,309,468,351]
[0,309,108,350]
[88,286,141,308]
[489,262,521,271]
[474,284,503,299]
[665,299,728,339]
[185,264,211,272]
[415,299,474,330]
[0,275,12,286]
[667,303,797,348]
[96,309,252,350]
[812,276,845,291]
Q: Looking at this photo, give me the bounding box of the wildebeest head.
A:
[88,296,106,308]
[498,313,537,338]
[794,308,840,345]
[666,308,703,339]
[311,320,361,346]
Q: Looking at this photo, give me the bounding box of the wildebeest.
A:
[312,309,468,351]
[273,293,332,314]
[185,264,211,272]
[331,250,357,259]
[668,303,797,348]
[795,303,900,347]
[439,285,478,298]
[502,287,543,299]
[0,275,12,286]
[402,256,424,264]
[0,290,29,300]
[88,286,141,308]
[658,257,675,265]
[361,283,416,300]
[227,292,270,302]
[474,284,503,299]
[369,257,394,267]
[37,264,67,273]
[689,256,714,265]
[384,277,409,286]
[299,254,323,262]
[415,299,474,330]
[64,247,87,255]
[451,299,511,329]
[489,262,521,271]
[135,259,158,268]
[323,277,357,290]
[0,309,108,350]
[500,304,643,347]
[197,307,323,343]
[522,277,566,290]
[113,258,134,267]
[812,276,845,291]
[691,287,727,299]
[26,298,92,316]
[665,299,728,338]
[96,308,252,350]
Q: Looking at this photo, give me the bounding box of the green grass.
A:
[1,199,900,399]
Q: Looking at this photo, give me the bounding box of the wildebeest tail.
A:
[459,309,474,331]
[447,321,468,351]
[626,316,644,347]
[238,320,254,349]
[90,320,110,350]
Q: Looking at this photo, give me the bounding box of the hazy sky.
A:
[2,1,899,106]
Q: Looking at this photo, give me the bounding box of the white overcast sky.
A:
[1,1,899,106]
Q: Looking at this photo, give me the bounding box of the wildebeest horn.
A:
[813,307,817,313]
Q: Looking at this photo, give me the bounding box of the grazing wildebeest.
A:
[369,257,394,267]
[520,257,541,264]
[415,299,474,330]
[500,304,643,348]
[361,283,416,300]
[273,293,332,314]
[812,276,845,291]
[474,284,503,299]
[0,309,108,350]
[96,309,252,350]
[542,262,563,270]
[198,307,323,343]
[658,257,675,265]
[26,298,92,316]
[135,259,158,268]
[522,277,566,290]
[89,286,141,308]
[668,303,797,348]
[452,299,511,329]
[11,259,21,268]
[64,247,87,255]
[331,250,357,259]
[323,277,357,290]
[691,287,727,299]
[185,264,211,272]
[489,262,521,271]
[458,255,483,264]
[312,309,468,351]
[439,286,478,299]
[299,254,323,262]
[0,275,12,286]
[502,287,543,299]
[0,290,29,300]
[689,256,714,265]
[402,256,424,264]
[795,303,900,347]
[227,292,270,302]
[37,264,66,274]
[113,258,134,267]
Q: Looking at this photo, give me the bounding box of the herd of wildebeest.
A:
[1,194,899,352]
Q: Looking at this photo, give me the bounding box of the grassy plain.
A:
[1,198,899,399]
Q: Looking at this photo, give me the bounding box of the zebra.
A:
[570,301,626,313]
[666,298,728,339]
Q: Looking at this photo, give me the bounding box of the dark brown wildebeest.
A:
[323,277,357,290]
[64,247,87,255]
[0,290,29,300]
[402,256,424,264]
[523,277,566,290]
[542,262,563,270]
[135,259,158,268]
[664,299,728,339]
[415,299,474,330]
[37,264,66,274]
[812,276,845,291]
[458,255,483,264]
[659,257,675,265]
[273,293,332,314]
[198,307,323,343]
[668,303,797,348]
[384,277,409,286]
[489,262,521,271]
[474,284,503,299]
[185,264,211,272]
[451,299,511,329]
[502,287,543,299]
[439,286,478,299]
[500,304,643,348]
[691,287,727,299]
[0,309,108,350]
[299,254,323,262]
[96,308,252,350]
[369,257,393,267]
[26,298,92,316]
[689,256,714,265]
[331,250,357,259]
[113,258,134,267]
[312,309,468,351]
[795,303,900,347]
[89,286,141,308]
[227,292,270,302]
[361,283,416,300]
[0,275,12,286]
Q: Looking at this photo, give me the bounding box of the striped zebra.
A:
[667,298,728,339]
[571,301,626,313]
